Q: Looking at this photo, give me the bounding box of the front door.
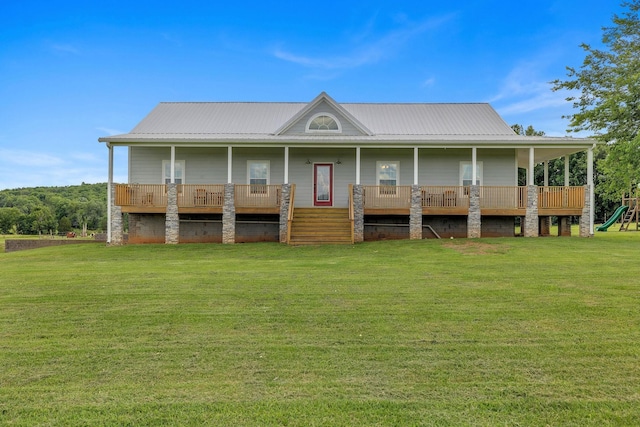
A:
[314,163,333,206]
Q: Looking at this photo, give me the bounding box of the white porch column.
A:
[355,147,361,185]
[170,145,176,183]
[564,155,570,186]
[588,145,594,234]
[471,147,477,184]
[413,147,419,185]
[107,143,113,244]
[284,146,289,184]
[227,146,233,183]
[528,147,535,186]
[543,161,549,186]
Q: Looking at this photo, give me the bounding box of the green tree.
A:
[0,207,22,234]
[552,0,640,200]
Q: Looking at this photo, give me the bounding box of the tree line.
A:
[0,183,107,235]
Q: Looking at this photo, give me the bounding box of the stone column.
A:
[467,185,481,238]
[165,183,179,244]
[222,183,235,244]
[524,185,539,237]
[353,184,364,243]
[279,184,291,243]
[109,184,124,245]
[409,185,422,240]
[580,184,592,237]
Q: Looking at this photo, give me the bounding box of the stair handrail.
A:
[286,184,296,244]
[348,184,354,244]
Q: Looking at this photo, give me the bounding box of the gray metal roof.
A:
[120,101,516,137]
[98,93,593,152]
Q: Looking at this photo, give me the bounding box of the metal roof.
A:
[98,93,593,152]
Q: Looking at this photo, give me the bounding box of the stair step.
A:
[288,208,352,245]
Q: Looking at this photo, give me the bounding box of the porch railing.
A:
[235,184,281,208]
[114,184,167,207]
[538,186,585,209]
[362,185,412,209]
[421,186,470,208]
[287,184,296,244]
[480,186,527,209]
[178,184,225,208]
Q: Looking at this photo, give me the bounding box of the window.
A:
[377,161,399,195]
[162,160,185,184]
[248,160,269,194]
[306,113,342,133]
[460,161,483,186]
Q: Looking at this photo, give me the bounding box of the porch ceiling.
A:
[516,146,594,168]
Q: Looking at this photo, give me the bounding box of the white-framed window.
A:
[377,161,399,195]
[162,160,185,184]
[248,160,270,194]
[306,113,342,133]
[460,161,483,186]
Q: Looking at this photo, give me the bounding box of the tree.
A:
[552,0,640,200]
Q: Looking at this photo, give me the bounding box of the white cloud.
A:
[421,77,436,88]
[50,43,80,55]
[96,127,126,136]
[272,13,456,71]
[0,148,64,167]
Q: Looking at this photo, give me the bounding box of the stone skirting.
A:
[580,185,592,237]
[524,185,539,237]
[165,184,179,244]
[279,184,291,243]
[409,185,422,239]
[353,185,364,243]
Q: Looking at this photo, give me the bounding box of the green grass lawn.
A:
[1,233,639,426]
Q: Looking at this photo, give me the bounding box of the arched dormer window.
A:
[306,113,342,133]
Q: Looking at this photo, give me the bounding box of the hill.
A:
[0,183,107,235]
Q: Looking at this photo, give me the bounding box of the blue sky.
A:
[0,0,624,190]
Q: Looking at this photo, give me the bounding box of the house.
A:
[99,92,595,245]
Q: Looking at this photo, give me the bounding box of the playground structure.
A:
[597,188,639,232]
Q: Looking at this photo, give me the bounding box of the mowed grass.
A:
[1,233,639,426]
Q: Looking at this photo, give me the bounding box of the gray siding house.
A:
[99,92,595,245]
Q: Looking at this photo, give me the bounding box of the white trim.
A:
[413,147,418,185]
[528,147,535,186]
[170,146,176,184]
[227,146,232,183]
[564,155,570,187]
[355,147,361,185]
[305,112,342,133]
[107,144,113,244]
[471,147,477,184]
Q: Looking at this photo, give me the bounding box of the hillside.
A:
[0,183,107,235]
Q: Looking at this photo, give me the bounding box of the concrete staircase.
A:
[288,208,353,245]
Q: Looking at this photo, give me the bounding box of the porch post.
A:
[582,145,595,236]
[543,161,548,186]
[279,183,291,243]
[409,185,422,239]
[525,185,539,237]
[467,185,481,238]
[413,147,419,185]
[107,144,113,244]
[284,146,289,184]
[222,183,235,243]
[355,147,361,185]
[564,155,570,186]
[353,184,364,242]
[170,146,175,183]
[227,146,233,183]
[165,183,179,244]
[528,147,535,186]
[472,147,477,185]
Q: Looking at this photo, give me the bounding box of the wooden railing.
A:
[421,186,469,208]
[114,184,167,207]
[235,184,281,208]
[178,184,225,208]
[538,186,585,209]
[287,184,296,244]
[480,186,527,209]
[362,185,412,209]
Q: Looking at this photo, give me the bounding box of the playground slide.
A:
[596,205,628,231]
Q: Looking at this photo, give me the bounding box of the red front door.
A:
[314,163,333,206]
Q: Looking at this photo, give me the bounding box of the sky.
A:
[0,0,626,190]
